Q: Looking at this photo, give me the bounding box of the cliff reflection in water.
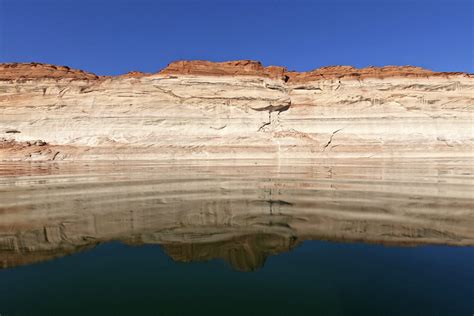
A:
[0,159,473,271]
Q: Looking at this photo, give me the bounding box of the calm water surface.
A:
[0,159,473,315]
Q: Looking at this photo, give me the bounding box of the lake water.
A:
[0,159,473,315]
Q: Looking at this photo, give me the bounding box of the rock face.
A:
[0,60,472,160]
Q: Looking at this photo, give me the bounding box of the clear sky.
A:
[0,0,472,75]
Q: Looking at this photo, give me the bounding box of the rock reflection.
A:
[0,159,473,271]
[159,234,297,272]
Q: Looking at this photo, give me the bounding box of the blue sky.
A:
[0,0,472,75]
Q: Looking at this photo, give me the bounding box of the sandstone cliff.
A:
[0,60,473,160]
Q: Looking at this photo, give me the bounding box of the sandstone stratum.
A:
[0,60,472,161]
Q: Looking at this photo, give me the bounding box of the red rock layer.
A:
[0,62,99,80]
[0,60,471,82]
[286,65,472,82]
[119,71,152,78]
[159,60,288,80]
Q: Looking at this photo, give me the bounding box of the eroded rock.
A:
[0,60,472,160]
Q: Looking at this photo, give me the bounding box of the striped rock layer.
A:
[0,60,472,160]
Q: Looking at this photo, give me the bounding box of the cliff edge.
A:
[0,60,472,160]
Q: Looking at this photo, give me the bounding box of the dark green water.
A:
[0,160,473,315]
[1,241,473,315]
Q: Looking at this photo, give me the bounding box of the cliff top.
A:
[0,60,471,82]
[0,62,99,80]
[159,60,287,80]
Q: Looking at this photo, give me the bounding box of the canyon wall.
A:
[0,61,473,160]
